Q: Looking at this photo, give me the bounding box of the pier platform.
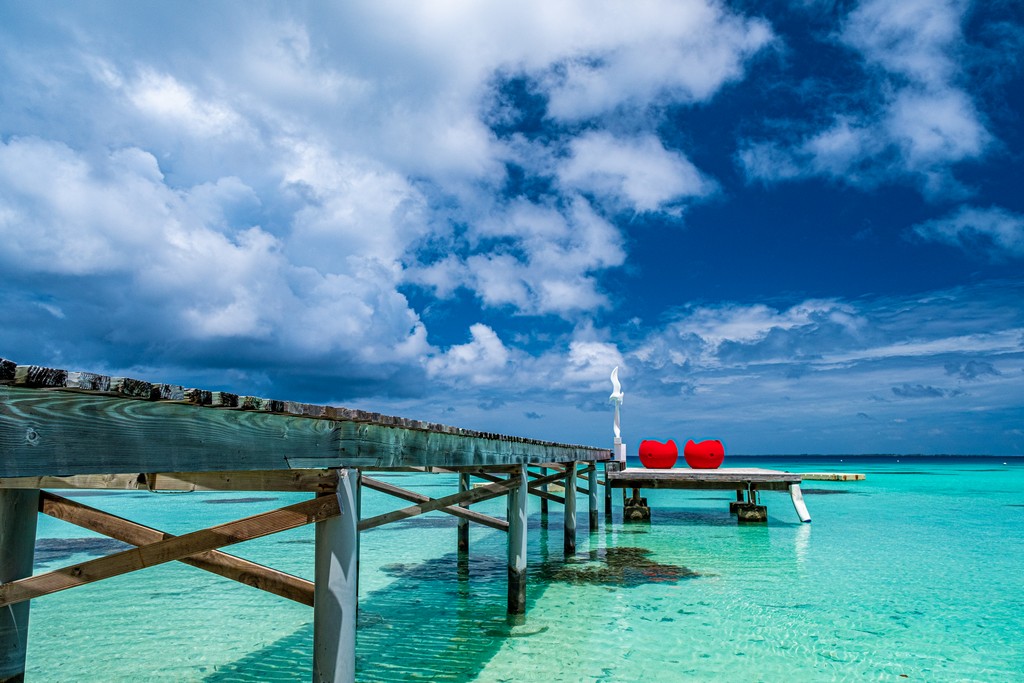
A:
[0,358,608,683]
[607,467,813,523]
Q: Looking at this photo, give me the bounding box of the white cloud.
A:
[0,137,428,363]
[128,69,253,140]
[558,131,715,212]
[739,0,989,196]
[536,1,773,119]
[658,299,862,366]
[281,139,428,273]
[426,323,512,385]
[885,88,987,170]
[461,197,626,316]
[841,0,964,87]
[914,206,1024,259]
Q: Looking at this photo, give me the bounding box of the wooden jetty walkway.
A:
[0,358,609,683]
[608,467,813,523]
[605,468,864,523]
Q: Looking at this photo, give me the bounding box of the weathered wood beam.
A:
[0,470,339,493]
[38,492,315,606]
[537,466,549,515]
[588,462,599,530]
[1,386,609,477]
[358,477,518,531]
[475,470,567,505]
[360,476,507,532]
[361,465,522,474]
[0,495,340,608]
[458,473,471,552]
[564,463,577,555]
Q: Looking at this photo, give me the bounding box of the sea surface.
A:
[22,456,1024,681]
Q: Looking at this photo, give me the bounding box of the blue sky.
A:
[1,1,1022,455]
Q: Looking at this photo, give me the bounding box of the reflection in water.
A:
[33,537,133,565]
[204,541,706,681]
[794,523,811,567]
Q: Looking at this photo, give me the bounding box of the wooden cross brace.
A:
[0,475,527,609]
[0,491,336,609]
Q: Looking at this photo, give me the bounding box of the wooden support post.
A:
[789,483,811,523]
[1,489,38,683]
[506,467,527,615]
[588,462,598,531]
[730,489,744,514]
[539,466,548,516]
[604,461,614,516]
[564,463,577,555]
[313,468,361,683]
[458,473,470,553]
[735,503,767,523]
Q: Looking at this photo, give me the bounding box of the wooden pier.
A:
[607,467,814,523]
[0,358,609,683]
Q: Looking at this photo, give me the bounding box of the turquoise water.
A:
[22,457,1024,681]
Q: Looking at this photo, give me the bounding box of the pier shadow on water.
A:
[203,523,700,681]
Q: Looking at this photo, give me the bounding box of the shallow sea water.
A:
[22,457,1024,681]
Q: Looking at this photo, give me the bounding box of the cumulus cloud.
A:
[913,206,1024,259]
[536,1,773,119]
[739,0,989,196]
[426,323,512,386]
[127,70,254,140]
[0,137,428,370]
[557,131,716,212]
[411,196,626,317]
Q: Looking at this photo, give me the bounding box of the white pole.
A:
[313,468,361,683]
[506,466,528,614]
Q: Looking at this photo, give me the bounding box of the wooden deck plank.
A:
[0,470,340,493]
[607,467,802,491]
[799,472,866,481]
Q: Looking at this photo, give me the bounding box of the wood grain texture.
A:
[0,388,343,477]
[0,470,340,493]
[0,358,610,477]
